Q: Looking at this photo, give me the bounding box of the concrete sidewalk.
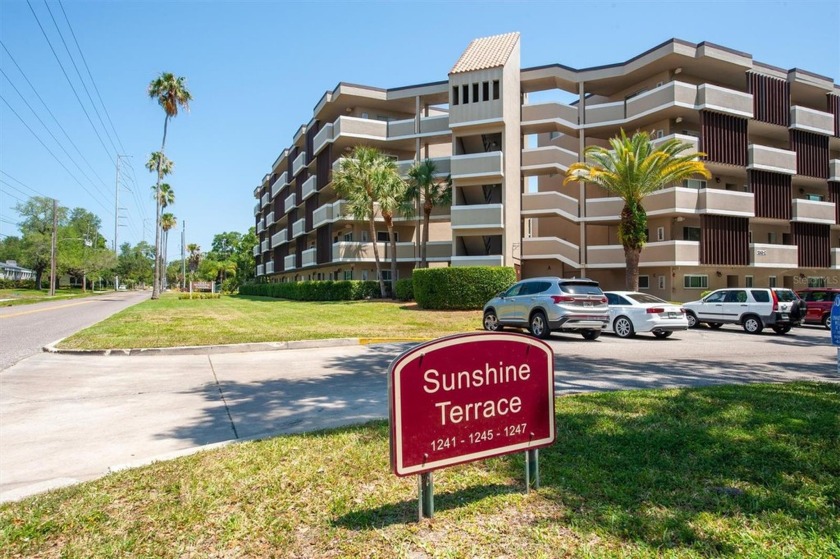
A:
[0,342,407,503]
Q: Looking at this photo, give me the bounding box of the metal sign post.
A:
[418,472,434,520]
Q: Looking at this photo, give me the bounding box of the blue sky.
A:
[1,0,838,256]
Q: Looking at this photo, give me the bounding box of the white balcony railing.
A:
[253,202,260,216]
[748,144,797,175]
[284,192,297,211]
[302,248,317,267]
[271,172,288,198]
[791,199,836,224]
[271,230,287,247]
[830,159,840,182]
[750,243,798,267]
[451,204,504,230]
[292,152,308,176]
[450,152,503,181]
[265,261,274,275]
[284,254,296,270]
[313,123,334,155]
[301,175,318,201]
[252,244,259,257]
[312,204,334,229]
[450,255,504,267]
[292,218,306,238]
[261,192,270,207]
[256,264,264,276]
[790,105,835,135]
[261,239,270,253]
[265,211,275,226]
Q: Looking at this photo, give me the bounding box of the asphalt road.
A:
[1,324,836,502]
[0,290,150,371]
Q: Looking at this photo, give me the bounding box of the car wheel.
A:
[653,331,672,339]
[614,316,635,338]
[772,325,791,334]
[483,310,502,332]
[708,322,723,329]
[742,315,763,334]
[686,312,699,328]
[529,311,551,339]
[581,329,600,341]
[824,314,831,330]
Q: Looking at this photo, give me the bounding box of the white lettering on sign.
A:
[434,397,522,425]
[422,362,531,394]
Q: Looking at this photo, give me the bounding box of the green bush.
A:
[394,278,413,301]
[239,280,382,301]
[0,278,37,290]
[178,293,221,300]
[412,267,516,310]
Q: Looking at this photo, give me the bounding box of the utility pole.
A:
[49,198,57,296]
[181,219,186,290]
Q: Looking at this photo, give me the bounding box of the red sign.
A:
[389,332,555,476]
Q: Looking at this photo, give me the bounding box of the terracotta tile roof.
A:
[450,32,520,74]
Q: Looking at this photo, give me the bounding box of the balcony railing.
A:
[261,239,270,253]
[252,244,259,257]
[790,105,834,135]
[253,202,260,216]
[451,204,504,230]
[450,152,503,181]
[450,255,504,267]
[748,144,797,175]
[312,123,334,155]
[520,146,577,175]
[312,204,334,229]
[261,192,270,207]
[695,83,753,118]
[265,211,275,226]
[396,156,451,178]
[284,192,297,211]
[651,133,699,155]
[830,159,840,182]
[256,264,264,276]
[284,254,296,270]
[302,248,317,267]
[521,191,579,220]
[271,229,287,247]
[301,175,318,200]
[640,187,755,217]
[750,243,798,267]
[791,198,836,224]
[587,241,700,268]
[256,221,265,233]
[521,237,581,267]
[292,152,308,176]
[292,218,306,238]
[265,261,274,275]
[271,172,288,198]
[333,116,388,143]
[832,248,840,269]
[585,197,624,221]
[520,101,578,133]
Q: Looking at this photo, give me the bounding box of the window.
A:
[482,81,489,101]
[452,86,459,106]
[361,271,369,281]
[682,179,707,189]
[768,276,777,288]
[343,271,352,280]
[805,194,825,202]
[638,275,650,289]
[492,80,500,100]
[549,131,560,140]
[683,227,701,242]
[361,230,369,242]
[751,290,770,303]
[343,232,353,242]
[745,275,753,287]
[658,275,665,290]
[657,226,665,241]
[768,232,777,244]
[361,112,369,119]
[684,274,708,289]
[472,83,479,104]
[376,231,397,242]
[462,84,469,104]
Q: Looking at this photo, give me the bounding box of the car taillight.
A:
[551,295,575,303]
[771,289,779,311]
[679,308,686,314]
[646,307,665,314]
[599,296,607,304]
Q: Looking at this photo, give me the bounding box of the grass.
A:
[1,382,838,558]
[57,293,482,350]
[0,287,104,307]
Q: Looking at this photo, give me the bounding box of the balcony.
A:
[284,192,297,211]
[253,202,260,216]
[750,243,798,267]
[520,146,577,176]
[451,204,504,230]
[790,106,834,135]
[587,241,700,268]
[261,192,270,207]
[425,241,453,262]
[521,101,578,134]
[284,254,296,270]
[265,261,274,275]
[292,152,307,176]
[396,156,451,178]
[313,123,334,155]
[271,229,287,247]
[312,204,334,229]
[331,241,418,262]
[625,81,699,120]
[256,221,265,234]
[521,191,579,220]
[651,133,699,156]
[301,175,318,201]
[832,248,840,269]
[830,159,840,182]
[252,244,259,257]
[332,199,352,221]
[332,157,346,175]
[695,84,753,118]
[333,116,388,144]
[792,198,836,224]
[450,255,504,267]
[585,197,624,222]
[521,237,581,268]
[256,264,264,276]
[265,211,275,226]
[292,218,306,238]
[261,239,270,253]
[641,187,755,218]
[271,172,288,198]
[302,248,317,267]
[748,144,797,175]
[450,152,503,181]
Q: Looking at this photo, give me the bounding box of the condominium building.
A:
[252,32,840,301]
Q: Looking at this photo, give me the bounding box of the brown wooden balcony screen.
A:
[700,111,747,166]
[305,122,319,165]
[287,208,297,238]
[829,182,840,224]
[747,72,790,126]
[316,224,332,265]
[792,222,830,268]
[276,244,288,272]
[316,146,332,189]
[296,237,306,269]
[790,130,829,179]
[305,196,318,231]
[828,94,840,137]
[700,215,749,266]
[749,170,792,220]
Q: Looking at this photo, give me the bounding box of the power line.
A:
[0,187,27,204]
[0,170,51,199]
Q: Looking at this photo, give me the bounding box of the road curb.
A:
[43,337,365,356]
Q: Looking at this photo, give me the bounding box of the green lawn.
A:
[0,287,104,307]
[57,294,483,350]
[2,382,838,558]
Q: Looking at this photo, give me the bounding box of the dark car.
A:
[796,288,840,329]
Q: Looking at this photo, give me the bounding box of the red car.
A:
[796,288,840,330]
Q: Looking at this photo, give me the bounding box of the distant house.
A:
[0,260,35,281]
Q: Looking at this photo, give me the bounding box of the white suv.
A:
[683,288,803,334]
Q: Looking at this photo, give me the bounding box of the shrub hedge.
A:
[178,293,221,300]
[239,280,382,301]
[412,266,517,310]
[394,278,413,301]
[0,279,37,290]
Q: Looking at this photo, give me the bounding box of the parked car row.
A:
[482,277,837,341]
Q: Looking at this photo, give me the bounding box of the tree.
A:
[58,208,106,291]
[15,197,67,289]
[565,130,710,290]
[116,241,154,287]
[161,213,177,288]
[377,165,409,296]
[187,243,201,275]
[148,72,192,300]
[332,146,406,298]
[206,230,257,290]
[406,159,452,268]
[0,235,23,264]
[155,183,175,209]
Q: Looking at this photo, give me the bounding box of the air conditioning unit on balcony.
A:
[652,129,664,139]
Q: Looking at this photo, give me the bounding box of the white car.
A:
[604,291,689,339]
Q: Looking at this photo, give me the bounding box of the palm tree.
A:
[564,129,710,291]
[161,213,177,288]
[406,159,452,268]
[145,150,174,298]
[156,183,175,209]
[333,146,405,298]
[375,162,408,296]
[148,72,192,299]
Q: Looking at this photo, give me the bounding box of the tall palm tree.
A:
[374,161,408,296]
[161,213,177,289]
[155,183,175,209]
[564,129,710,291]
[148,72,192,299]
[333,146,405,298]
[187,243,201,275]
[406,159,452,268]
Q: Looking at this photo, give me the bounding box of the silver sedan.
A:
[604,291,689,339]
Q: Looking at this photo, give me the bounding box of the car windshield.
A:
[626,293,668,305]
[774,289,797,302]
[559,282,601,295]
